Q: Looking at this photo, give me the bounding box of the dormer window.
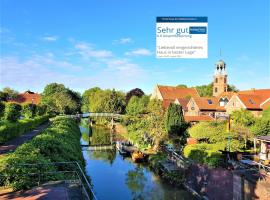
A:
[249,99,254,104]
[207,99,213,104]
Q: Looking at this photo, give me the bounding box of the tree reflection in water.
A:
[125,166,147,200]
[88,150,116,165]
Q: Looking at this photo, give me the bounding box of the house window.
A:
[215,78,218,83]
[215,87,218,93]
[224,87,226,92]
[224,78,227,83]
[249,99,254,104]
[224,98,229,105]
[207,99,213,104]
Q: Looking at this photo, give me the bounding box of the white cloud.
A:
[75,42,113,58]
[42,36,58,41]
[113,37,133,44]
[125,48,152,56]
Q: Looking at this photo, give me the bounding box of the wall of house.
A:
[150,86,163,100]
[249,110,262,117]
[225,95,244,114]
[186,99,200,116]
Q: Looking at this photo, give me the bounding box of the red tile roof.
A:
[162,99,174,109]
[192,97,219,110]
[218,91,235,99]
[237,94,263,109]
[261,98,270,110]
[184,115,214,122]
[228,89,270,110]
[175,98,189,111]
[9,91,41,104]
[157,85,199,100]
[238,89,270,103]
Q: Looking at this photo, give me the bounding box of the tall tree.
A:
[41,83,81,114]
[126,88,144,102]
[81,87,101,112]
[1,87,19,101]
[165,103,187,136]
[126,95,149,115]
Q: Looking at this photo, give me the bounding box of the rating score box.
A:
[156,17,208,58]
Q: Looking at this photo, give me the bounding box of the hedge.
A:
[3,102,21,122]
[0,117,84,190]
[183,143,225,167]
[21,103,37,119]
[0,115,50,144]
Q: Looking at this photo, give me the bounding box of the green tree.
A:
[227,84,239,92]
[3,102,22,122]
[251,119,270,136]
[262,106,270,120]
[104,89,126,114]
[0,101,5,118]
[231,109,255,127]
[21,103,37,119]
[176,84,188,88]
[81,87,101,112]
[41,83,81,114]
[195,83,213,97]
[165,103,187,136]
[1,87,19,101]
[126,96,149,115]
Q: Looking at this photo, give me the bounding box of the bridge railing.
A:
[0,161,97,200]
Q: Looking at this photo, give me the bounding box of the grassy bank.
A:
[0,115,50,144]
[0,117,84,191]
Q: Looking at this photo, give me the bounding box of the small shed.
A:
[254,136,270,161]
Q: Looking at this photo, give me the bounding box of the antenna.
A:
[220,48,222,58]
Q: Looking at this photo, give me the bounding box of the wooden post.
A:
[254,138,256,154]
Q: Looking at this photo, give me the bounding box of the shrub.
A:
[36,104,47,116]
[250,119,270,136]
[0,101,5,118]
[3,102,22,122]
[21,103,37,119]
[188,121,227,143]
[0,117,84,190]
[183,143,225,167]
[0,115,49,144]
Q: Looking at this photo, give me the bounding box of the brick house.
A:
[225,89,270,117]
[150,85,199,109]
[8,91,41,105]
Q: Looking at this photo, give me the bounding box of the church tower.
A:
[213,59,228,97]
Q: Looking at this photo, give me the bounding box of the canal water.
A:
[80,121,195,200]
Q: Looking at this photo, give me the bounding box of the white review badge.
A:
[156,17,208,58]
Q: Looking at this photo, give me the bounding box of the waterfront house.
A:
[8,90,41,104]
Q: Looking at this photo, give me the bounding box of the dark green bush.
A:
[0,115,49,144]
[0,117,84,190]
[184,144,224,167]
[0,101,5,118]
[36,104,47,116]
[21,103,37,119]
[3,102,22,122]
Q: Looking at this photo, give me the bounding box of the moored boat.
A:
[131,151,145,162]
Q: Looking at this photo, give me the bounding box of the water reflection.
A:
[88,150,116,165]
[125,166,147,200]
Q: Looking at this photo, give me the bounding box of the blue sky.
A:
[0,0,269,94]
